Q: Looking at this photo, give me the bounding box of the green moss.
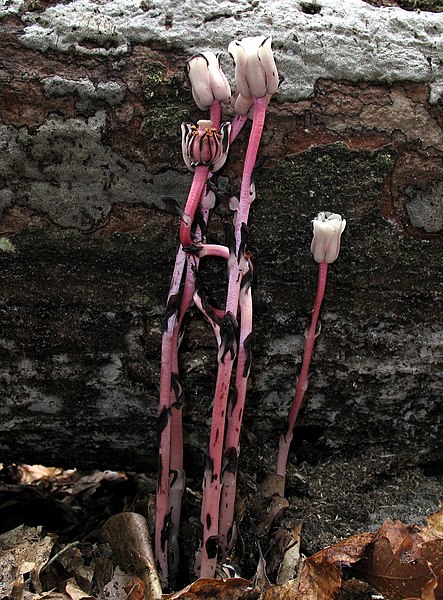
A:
[143,61,167,98]
[140,63,193,153]
[261,143,396,212]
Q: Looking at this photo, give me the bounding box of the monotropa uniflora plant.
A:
[155,37,279,589]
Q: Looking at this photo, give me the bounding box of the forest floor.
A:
[0,456,441,600]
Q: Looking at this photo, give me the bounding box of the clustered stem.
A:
[199,96,268,578]
[155,94,269,587]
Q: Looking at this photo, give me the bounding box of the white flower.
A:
[228,36,279,100]
[310,212,346,264]
[186,51,231,111]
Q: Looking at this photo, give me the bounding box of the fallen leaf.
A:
[102,512,162,600]
[64,578,94,600]
[101,566,132,600]
[124,576,145,600]
[0,525,55,595]
[166,577,251,600]
[276,523,303,585]
[354,516,443,600]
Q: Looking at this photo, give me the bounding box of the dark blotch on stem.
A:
[224,446,238,475]
[205,452,215,477]
[240,266,254,292]
[157,406,171,436]
[225,222,236,258]
[219,312,238,363]
[169,469,178,488]
[171,373,185,408]
[162,291,182,331]
[229,387,238,416]
[238,222,249,264]
[160,508,174,552]
[243,332,253,378]
[205,535,219,559]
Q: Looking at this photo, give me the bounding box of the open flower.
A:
[228,36,279,101]
[310,212,346,264]
[186,51,231,111]
[181,120,230,172]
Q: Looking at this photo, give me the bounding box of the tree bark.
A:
[1,0,442,502]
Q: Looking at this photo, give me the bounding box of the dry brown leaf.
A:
[420,509,443,542]
[124,577,145,600]
[276,524,303,585]
[250,475,289,537]
[296,558,342,600]
[64,578,94,600]
[16,465,69,485]
[0,551,19,599]
[0,525,55,595]
[166,577,251,600]
[56,546,95,590]
[262,579,299,600]
[102,512,162,600]
[101,566,132,600]
[354,515,443,600]
[420,577,438,600]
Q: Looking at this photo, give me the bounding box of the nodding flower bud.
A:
[228,36,279,101]
[181,120,231,173]
[310,212,346,264]
[186,51,231,111]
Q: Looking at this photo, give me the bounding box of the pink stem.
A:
[218,262,253,552]
[230,114,248,144]
[199,96,267,578]
[179,165,209,248]
[155,251,187,587]
[156,169,213,587]
[276,261,329,480]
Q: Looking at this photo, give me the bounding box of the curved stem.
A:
[179,165,209,248]
[276,261,329,480]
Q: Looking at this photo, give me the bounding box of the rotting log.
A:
[0,0,442,537]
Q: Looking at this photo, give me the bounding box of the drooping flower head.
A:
[186,51,231,111]
[310,212,346,264]
[181,119,231,172]
[228,36,279,115]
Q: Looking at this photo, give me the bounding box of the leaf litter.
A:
[0,464,442,600]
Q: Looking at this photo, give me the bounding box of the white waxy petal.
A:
[229,35,279,100]
[310,212,346,263]
[206,53,231,104]
[187,54,215,110]
[258,37,279,95]
[228,40,251,99]
[233,92,253,116]
[181,122,194,171]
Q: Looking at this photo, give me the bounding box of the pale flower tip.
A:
[310,211,346,264]
[187,50,231,110]
[229,35,279,100]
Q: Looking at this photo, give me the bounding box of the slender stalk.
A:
[155,251,187,587]
[179,166,209,248]
[199,96,268,578]
[276,261,329,479]
[218,261,253,552]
